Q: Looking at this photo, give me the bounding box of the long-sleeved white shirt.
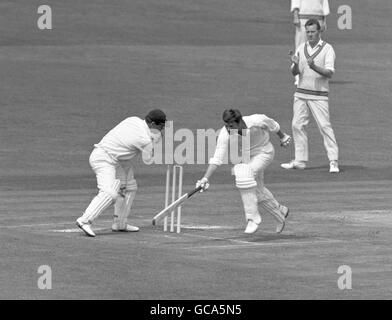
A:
[95,117,154,163]
[291,0,330,16]
[209,114,280,166]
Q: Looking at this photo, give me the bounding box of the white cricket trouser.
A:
[292,97,338,162]
[242,149,285,222]
[80,147,136,224]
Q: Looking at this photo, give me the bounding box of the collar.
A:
[306,39,323,49]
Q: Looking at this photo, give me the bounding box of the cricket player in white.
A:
[291,0,330,86]
[76,109,167,237]
[282,19,339,173]
[196,109,292,234]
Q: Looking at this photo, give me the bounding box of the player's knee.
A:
[124,179,137,192]
[292,121,303,132]
[233,164,257,189]
[319,123,332,133]
[100,179,121,201]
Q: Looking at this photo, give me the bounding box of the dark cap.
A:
[145,109,167,125]
[222,109,242,123]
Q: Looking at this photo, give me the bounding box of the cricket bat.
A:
[152,186,203,225]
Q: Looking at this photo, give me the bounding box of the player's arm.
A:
[307,45,335,78]
[139,139,155,165]
[253,115,292,147]
[291,0,300,26]
[289,50,300,76]
[196,127,229,191]
[308,61,333,78]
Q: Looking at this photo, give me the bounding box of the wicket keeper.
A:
[196,109,291,234]
[76,109,167,237]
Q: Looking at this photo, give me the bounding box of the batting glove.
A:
[280,133,292,148]
[196,177,210,192]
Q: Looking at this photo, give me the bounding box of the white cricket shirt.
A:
[95,117,154,162]
[209,114,280,166]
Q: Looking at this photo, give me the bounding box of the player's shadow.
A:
[329,80,357,85]
[225,233,315,243]
[304,164,367,173]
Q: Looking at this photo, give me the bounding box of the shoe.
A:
[76,218,96,237]
[329,160,340,173]
[279,205,289,219]
[112,223,140,232]
[276,221,285,234]
[244,220,260,234]
[276,205,289,234]
[281,160,306,170]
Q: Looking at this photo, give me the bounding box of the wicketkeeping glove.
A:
[196,177,210,192]
[280,133,292,147]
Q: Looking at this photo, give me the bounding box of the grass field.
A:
[1,0,392,300]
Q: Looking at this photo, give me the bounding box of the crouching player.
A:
[76,109,167,237]
[196,109,291,234]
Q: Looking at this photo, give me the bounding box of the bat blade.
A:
[152,186,203,225]
[152,194,188,225]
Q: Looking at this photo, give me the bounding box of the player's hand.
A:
[280,133,292,148]
[289,50,299,65]
[196,177,209,192]
[307,57,315,68]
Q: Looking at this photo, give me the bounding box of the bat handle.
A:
[187,186,203,198]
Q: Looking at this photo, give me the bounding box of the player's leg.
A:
[252,153,289,233]
[295,19,307,50]
[233,163,261,234]
[112,162,139,232]
[282,97,309,169]
[76,148,120,237]
[308,100,339,172]
[294,20,307,85]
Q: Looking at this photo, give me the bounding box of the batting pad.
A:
[239,187,261,223]
[258,195,285,223]
[233,163,257,189]
[80,179,121,223]
[114,190,137,229]
[82,191,114,223]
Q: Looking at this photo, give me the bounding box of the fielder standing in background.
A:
[291,0,330,85]
[281,19,339,173]
[76,109,167,237]
[196,109,291,234]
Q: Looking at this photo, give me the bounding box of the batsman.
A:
[196,109,291,234]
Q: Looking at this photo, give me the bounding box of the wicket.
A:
[164,165,183,233]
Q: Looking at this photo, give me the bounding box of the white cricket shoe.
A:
[244,214,262,234]
[281,160,306,170]
[276,205,289,234]
[280,205,290,219]
[329,161,340,173]
[244,220,260,234]
[112,223,140,232]
[76,218,96,237]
